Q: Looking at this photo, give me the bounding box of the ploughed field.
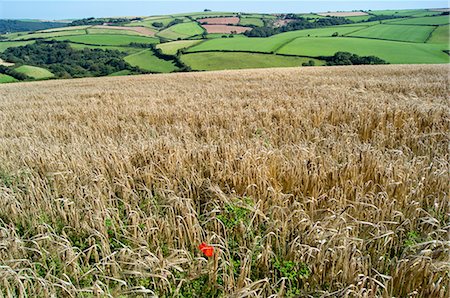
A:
[0,65,449,297]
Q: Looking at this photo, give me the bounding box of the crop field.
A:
[124,49,178,73]
[0,65,448,297]
[156,39,202,55]
[52,34,159,46]
[197,17,240,25]
[427,24,449,44]
[157,22,204,40]
[181,52,324,70]
[88,26,156,36]
[278,37,450,64]
[347,24,436,43]
[14,65,54,79]
[202,25,252,34]
[388,15,450,26]
[0,73,17,83]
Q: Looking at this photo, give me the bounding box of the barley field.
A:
[0,65,449,297]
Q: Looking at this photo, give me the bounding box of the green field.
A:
[187,26,369,53]
[388,15,450,25]
[278,37,449,64]
[346,15,373,22]
[124,49,178,72]
[86,28,143,36]
[0,74,18,83]
[427,25,449,44]
[0,41,35,52]
[157,22,205,40]
[239,17,265,27]
[12,30,87,41]
[68,43,142,54]
[347,24,435,42]
[52,34,159,46]
[38,25,91,32]
[369,9,436,17]
[181,52,324,70]
[14,65,54,79]
[156,40,202,55]
[126,17,178,29]
[297,14,326,19]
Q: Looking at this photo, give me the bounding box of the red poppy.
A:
[199,242,214,257]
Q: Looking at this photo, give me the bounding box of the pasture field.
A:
[239,17,265,27]
[37,25,91,32]
[86,28,143,36]
[126,17,177,28]
[0,41,34,52]
[368,9,435,16]
[278,37,450,64]
[318,11,368,17]
[0,73,18,83]
[156,39,202,55]
[52,34,159,46]
[14,65,54,79]
[347,24,436,43]
[181,52,324,70]
[388,15,450,25]
[11,29,86,40]
[345,15,373,22]
[67,43,141,54]
[187,25,368,53]
[157,22,204,40]
[427,24,449,44]
[124,49,178,72]
[0,65,448,297]
[108,69,132,76]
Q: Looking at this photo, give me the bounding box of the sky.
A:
[0,0,448,20]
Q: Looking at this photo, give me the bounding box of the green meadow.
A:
[124,49,178,72]
[347,24,436,42]
[181,52,324,71]
[157,22,204,40]
[52,34,159,46]
[156,40,202,55]
[14,65,54,79]
[0,73,18,83]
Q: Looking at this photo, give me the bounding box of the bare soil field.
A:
[0,65,448,297]
[0,58,14,66]
[92,25,156,36]
[202,24,252,33]
[318,11,369,17]
[274,18,297,27]
[197,17,240,25]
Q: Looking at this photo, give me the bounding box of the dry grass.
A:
[0,65,449,297]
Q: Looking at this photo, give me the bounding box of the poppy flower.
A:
[198,242,214,257]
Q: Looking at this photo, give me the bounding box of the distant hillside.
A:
[0,20,67,34]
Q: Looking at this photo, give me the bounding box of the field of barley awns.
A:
[0,65,449,297]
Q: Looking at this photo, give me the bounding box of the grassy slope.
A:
[68,43,143,54]
[12,30,86,41]
[427,24,449,44]
[86,28,143,36]
[239,17,265,27]
[278,37,449,64]
[368,9,435,17]
[181,52,324,70]
[388,15,450,25]
[187,26,369,53]
[126,17,176,29]
[157,22,204,40]
[0,74,18,83]
[14,65,54,79]
[124,49,178,72]
[0,41,34,52]
[347,24,436,42]
[52,34,159,46]
[156,40,202,55]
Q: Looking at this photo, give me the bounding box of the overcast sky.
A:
[0,1,447,20]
